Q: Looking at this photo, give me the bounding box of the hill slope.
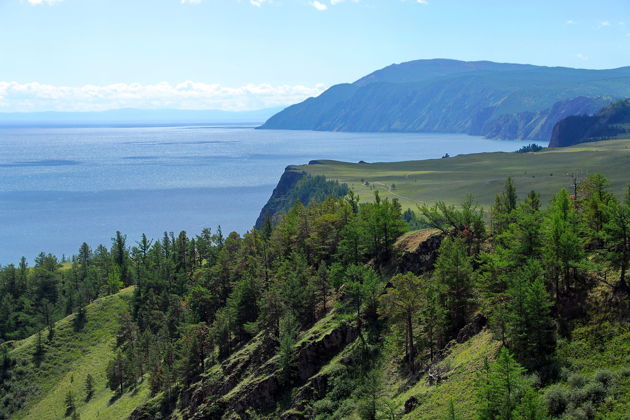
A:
[550,99,630,147]
[2,287,150,420]
[259,59,630,140]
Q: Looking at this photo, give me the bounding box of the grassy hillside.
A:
[296,139,630,210]
[5,287,150,420]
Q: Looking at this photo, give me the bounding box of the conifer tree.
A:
[603,186,630,290]
[84,374,95,401]
[379,272,423,372]
[64,390,76,416]
[433,236,474,342]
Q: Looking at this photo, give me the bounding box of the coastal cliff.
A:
[549,99,630,147]
[255,166,349,229]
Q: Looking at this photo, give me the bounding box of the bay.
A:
[0,125,543,263]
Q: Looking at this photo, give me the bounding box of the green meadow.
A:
[297,139,630,209]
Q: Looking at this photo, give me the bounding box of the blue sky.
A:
[0,0,628,112]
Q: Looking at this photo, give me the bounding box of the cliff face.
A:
[479,96,611,141]
[549,99,630,147]
[255,167,306,229]
[255,168,349,229]
[259,59,630,141]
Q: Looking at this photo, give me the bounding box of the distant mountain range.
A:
[0,107,283,127]
[259,59,630,141]
[550,99,630,147]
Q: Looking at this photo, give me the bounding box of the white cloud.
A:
[180,0,203,3]
[250,0,272,6]
[576,53,589,61]
[311,1,328,11]
[0,81,327,113]
[27,0,63,5]
[416,0,429,4]
[598,20,611,28]
[330,0,361,4]
[566,19,576,25]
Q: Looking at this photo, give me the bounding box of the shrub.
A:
[545,384,569,416]
[581,381,606,404]
[593,369,614,388]
[567,373,588,389]
[312,398,335,416]
[616,366,630,378]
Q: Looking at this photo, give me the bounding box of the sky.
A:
[0,0,629,112]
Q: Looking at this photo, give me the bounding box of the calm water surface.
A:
[0,125,542,263]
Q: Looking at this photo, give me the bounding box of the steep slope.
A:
[549,99,630,147]
[259,59,630,140]
[2,287,150,420]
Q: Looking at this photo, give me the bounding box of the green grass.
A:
[554,321,630,419]
[390,330,502,419]
[297,139,630,211]
[8,287,150,420]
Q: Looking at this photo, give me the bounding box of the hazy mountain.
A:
[259,59,630,140]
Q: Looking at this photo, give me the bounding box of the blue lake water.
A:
[0,125,543,263]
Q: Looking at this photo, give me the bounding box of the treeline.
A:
[0,234,131,343]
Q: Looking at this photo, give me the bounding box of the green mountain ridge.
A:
[259,59,630,141]
[549,99,630,147]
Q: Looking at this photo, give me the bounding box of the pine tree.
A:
[379,272,423,373]
[506,261,556,379]
[84,374,95,401]
[543,189,584,300]
[492,177,518,236]
[433,236,474,343]
[64,390,76,416]
[277,313,299,383]
[477,348,526,420]
[603,187,630,290]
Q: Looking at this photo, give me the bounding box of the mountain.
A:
[549,99,630,147]
[259,59,630,141]
[0,107,283,127]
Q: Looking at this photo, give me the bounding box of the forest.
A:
[0,174,629,419]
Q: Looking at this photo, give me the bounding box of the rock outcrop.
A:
[549,99,630,147]
[395,229,445,275]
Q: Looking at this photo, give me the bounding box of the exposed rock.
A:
[172,318,358,420]
[395,229,445,276]
[456,314,487,343]
[549,99,630,147]
[255,168,306,229]
[404,396,419,414]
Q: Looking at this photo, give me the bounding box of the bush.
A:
[616,366,630,378]
[515,143,544,153]
[581,381,606,404]
[568,373,588,389]
[545,384,569,416]
[593,369,613,388]
[312,398,335,416]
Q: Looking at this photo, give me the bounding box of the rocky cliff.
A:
[549,99,630,147]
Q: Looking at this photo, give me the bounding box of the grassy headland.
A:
[295,138,630,210]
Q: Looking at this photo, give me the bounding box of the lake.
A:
[0,125,543,263]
